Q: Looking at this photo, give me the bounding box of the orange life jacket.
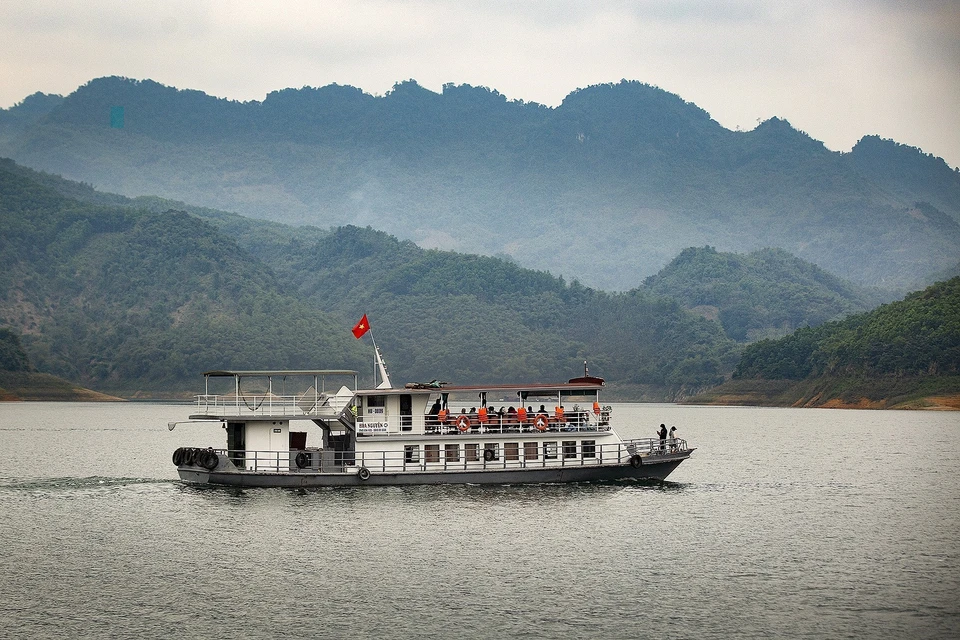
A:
[478,407,488,423]
[517,407,527,422]
[593,401,601,415]
[438,408,448,423]
[555,406,565,420]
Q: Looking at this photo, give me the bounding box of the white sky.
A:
[2,0,959,168]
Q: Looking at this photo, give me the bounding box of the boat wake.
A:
[0,475,173,493]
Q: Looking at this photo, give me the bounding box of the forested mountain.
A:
[0,161,367,392]
[1,77,958,291]
[735,277,960,380]
[645,246,889,341]
[685,277,960,408]
[0,328,31,372]
[0,159,736,396]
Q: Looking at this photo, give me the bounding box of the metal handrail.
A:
[194,393,349,417]
[193,438,690,474]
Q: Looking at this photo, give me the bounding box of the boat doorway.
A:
[226,422,245,467]
[400,394,413,431]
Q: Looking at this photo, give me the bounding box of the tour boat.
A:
[170,366,694,487]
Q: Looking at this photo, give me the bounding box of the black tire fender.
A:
[358,466,371,481]
[172,448,184,466]
[295,452,309,469]
[202,451,219,470]
[483,448,496,462]
[630,454,643,468]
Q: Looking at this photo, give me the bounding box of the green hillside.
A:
[0,161,367,393]
[1,77,958,291]
[262,224,739,389]
[0,327,120,401]
[645,246,889,341]
[0,159,737,396]
[693,277,960,408]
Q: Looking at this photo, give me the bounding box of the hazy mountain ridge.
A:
[1,76,957,291]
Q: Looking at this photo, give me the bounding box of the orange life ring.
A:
[534,415,549,431]
[456,415,471,432]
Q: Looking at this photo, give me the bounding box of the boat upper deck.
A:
[190,369,358,420]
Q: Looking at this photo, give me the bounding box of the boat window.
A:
[523,441,539,461]
[544,441,557,459]
[404,445,420,464]
[366,395,386,418]
[464,443,480,462]
[562,441,577,459]
[504,442,519,461]
[445,443,460,463]
[582,440,596,458]
[425,444,440,463]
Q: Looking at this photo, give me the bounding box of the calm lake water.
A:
[0,402,957,639]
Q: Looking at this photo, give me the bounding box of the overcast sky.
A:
[2,0,959,168]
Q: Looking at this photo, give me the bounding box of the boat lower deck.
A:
[178,453,689,487]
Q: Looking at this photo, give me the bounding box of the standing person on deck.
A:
[669,426,678,451]
[658,424,668,452]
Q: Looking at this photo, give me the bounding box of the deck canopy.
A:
[356,381,603,395]
[202,369,359,378]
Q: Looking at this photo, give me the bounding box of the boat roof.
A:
[356,381,603,395]
[202,369,359,377]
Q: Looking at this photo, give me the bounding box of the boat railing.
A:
[194,393,349,418]
[421,410,612,435]
[419,422,613,435]
[200,438,689,474]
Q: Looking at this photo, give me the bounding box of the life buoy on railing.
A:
[483,448,496,462]
[534,415,549,432]
[358,466,371,481]
[295,452,309,469]
[456,415,471,432]
[630,454,643,468]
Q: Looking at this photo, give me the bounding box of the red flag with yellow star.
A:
[352,314,370,339]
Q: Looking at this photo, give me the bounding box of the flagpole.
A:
[367,329,392,389]
[369,330,379,388]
